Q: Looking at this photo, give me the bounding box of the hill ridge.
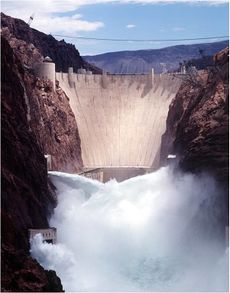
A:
[84,40,228,74]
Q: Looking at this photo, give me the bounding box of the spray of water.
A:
[30,167,229,292]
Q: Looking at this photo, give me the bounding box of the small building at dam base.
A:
[29,228,57,244]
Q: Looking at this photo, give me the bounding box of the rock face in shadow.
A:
[160,48,229,225]
[1,36,64,291]
[1,13,87,290]
[1,12,102,74]
[2,246,63,292]
[161,48,229,182]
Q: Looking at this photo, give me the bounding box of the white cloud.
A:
[145,0,224,3]
[124,0,227,4]
[148,40,162,44]
[1,1,105,34]
[1,0,228,15]
[126,24,136,28]
[1,0,227,36]
[172,26,186,31]
[33,14,104,34]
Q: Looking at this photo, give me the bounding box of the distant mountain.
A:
[84,40,229,74]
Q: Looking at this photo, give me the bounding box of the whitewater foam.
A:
[30,167,229,292]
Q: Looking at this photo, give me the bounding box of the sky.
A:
[1,0,229,55]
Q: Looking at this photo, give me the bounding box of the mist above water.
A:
[30,167,228,292]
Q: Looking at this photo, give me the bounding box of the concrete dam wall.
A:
[56,71,181,170]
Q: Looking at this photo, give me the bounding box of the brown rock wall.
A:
[161,48,229,183]
[26,77,83,172]
[1,36,63,291]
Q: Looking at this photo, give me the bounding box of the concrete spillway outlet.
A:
[80,167,155,183]
[56,72,182,170]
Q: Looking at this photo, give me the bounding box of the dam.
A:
[37,59,182,181]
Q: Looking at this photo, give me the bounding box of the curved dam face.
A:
[56,72,181,178]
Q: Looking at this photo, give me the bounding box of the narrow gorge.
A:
[1,12,229,292]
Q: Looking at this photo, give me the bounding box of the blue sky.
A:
[2,0,229,55]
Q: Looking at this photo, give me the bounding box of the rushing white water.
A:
[30,167,229,292]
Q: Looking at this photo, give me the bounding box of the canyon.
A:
[1,13,229,292]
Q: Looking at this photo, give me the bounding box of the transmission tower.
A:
[27,13,35,26]
[160,63,167,74]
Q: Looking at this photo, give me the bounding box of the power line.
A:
[53,34,229,42]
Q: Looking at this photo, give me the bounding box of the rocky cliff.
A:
[2,15,83,173]
[1,13,88,291]
[1,12,102,74]
[1,36,63,291]
[27,78,83,172]
[160,47,229,224]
